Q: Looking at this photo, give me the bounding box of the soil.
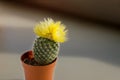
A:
[23,58,40,66]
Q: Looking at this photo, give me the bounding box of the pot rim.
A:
[20,50,57,67]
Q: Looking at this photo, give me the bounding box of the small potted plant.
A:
[20,18,67,80]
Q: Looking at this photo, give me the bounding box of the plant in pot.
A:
[20,18,67,80]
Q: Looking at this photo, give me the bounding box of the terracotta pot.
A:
[20,50,57,80]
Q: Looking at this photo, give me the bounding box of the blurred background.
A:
[0,0,120,80]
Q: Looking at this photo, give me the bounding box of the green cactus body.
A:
[33,37,59,65]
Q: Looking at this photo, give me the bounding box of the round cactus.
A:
[33,37,59,65]
[33,18,67,65]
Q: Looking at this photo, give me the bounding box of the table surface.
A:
[0,1,120,80]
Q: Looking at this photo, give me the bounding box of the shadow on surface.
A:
[60,24,120,66]
[0,23,120,66]
[0,26,35,53]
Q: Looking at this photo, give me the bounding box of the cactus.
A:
[33,18,67,65]
[33,37,59,65]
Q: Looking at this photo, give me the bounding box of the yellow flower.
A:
[34,18,67,43]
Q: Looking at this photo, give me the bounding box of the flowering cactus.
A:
[33,18,67,65]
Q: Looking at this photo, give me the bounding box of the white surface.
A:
[0,53,120,80]
[0,1,120,80]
